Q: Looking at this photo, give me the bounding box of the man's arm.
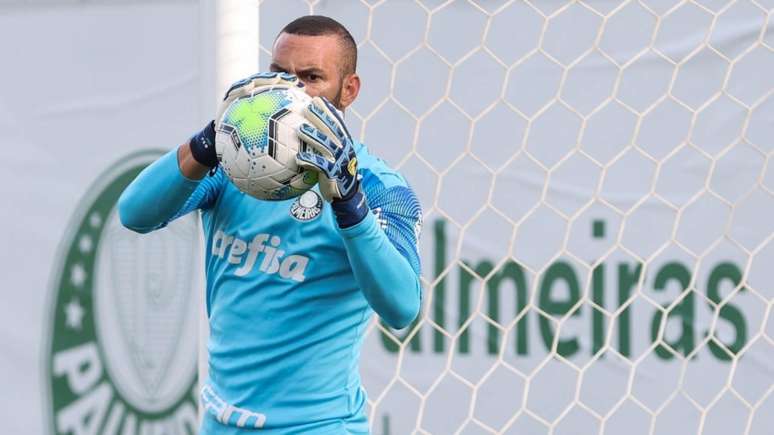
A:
[294,97,422,328]
[118,140,222,233]
[120,73,316,233]
[178,141,211,180]
[338,182,422,329]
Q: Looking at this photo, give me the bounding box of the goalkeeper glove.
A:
[296,97,368,228]
[189,72,305,168]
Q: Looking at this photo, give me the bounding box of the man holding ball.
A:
[119,15,422,435]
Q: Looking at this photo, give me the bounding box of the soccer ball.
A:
[215,85,319,201]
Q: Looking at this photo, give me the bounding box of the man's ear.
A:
[339,73,361,110]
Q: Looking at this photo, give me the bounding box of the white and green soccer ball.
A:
[215,85,318,201]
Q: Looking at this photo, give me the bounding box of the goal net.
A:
[258,1,773,434]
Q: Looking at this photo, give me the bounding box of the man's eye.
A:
[304,74,321,82]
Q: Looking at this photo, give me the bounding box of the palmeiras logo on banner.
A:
[45,151,201,435]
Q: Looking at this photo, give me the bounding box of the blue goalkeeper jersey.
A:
[118,141,422,434]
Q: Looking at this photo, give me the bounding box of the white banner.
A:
[1,2,203,434]
[2,1,772,434]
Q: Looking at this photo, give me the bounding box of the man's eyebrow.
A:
[269,63,287,72]
[295,67,325,76]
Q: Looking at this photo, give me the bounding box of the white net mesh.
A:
[259,1,773,433]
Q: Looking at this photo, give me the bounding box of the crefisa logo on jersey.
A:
[289,190,323,222]
[46,151,201,435]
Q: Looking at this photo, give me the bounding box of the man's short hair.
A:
[278,15,358,76]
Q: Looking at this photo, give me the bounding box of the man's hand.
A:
[296,97,368,228]
[296,97,359,201]
[215,72,304,123]
[187,72,304,170]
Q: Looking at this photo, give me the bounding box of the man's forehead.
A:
[272,33,342,64]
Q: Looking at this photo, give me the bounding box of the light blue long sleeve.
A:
[118,147,222,233]
[343,154,424,330]
[340,211,421,329]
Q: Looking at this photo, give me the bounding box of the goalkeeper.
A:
[119,15,421,435]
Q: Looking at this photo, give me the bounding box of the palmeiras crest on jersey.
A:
[45,150,201,435]
[289,190,323,222]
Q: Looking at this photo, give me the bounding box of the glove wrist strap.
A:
[189,121,218,168]
[331,187,368,229]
